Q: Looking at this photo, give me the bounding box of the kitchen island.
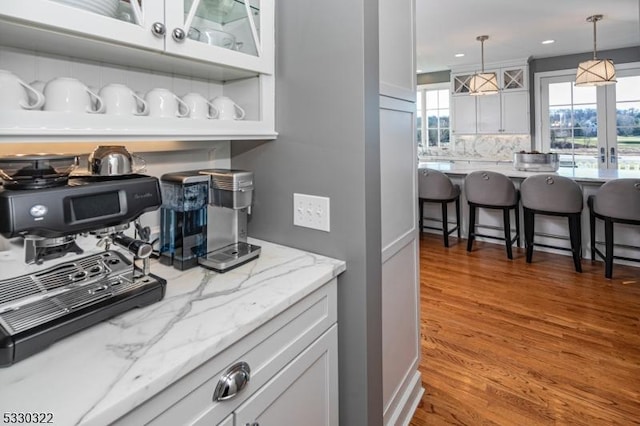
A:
[0,239,345,426]
[420,161,640,183]
[419,161,640,265]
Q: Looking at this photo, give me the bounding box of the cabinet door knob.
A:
[213,361,251,401]
[151,22,166,37]
[172,28,186,42]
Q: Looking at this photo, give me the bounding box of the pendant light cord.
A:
[592,17,597,60]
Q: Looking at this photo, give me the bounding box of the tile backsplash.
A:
[424,134,532,161]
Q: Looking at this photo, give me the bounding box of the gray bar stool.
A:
[418,168,461,247]
[464,171,520,259]
[588,178,640,278]
[521,175,584,272]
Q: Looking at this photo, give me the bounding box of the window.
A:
[417,84,450,157]
[536,63,640,169]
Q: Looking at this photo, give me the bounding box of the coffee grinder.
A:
[159,169,260,272]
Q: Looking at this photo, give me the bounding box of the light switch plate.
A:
[293,193,330,232]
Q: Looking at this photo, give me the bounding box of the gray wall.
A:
[417,69,450,85]
[231,1,383,425]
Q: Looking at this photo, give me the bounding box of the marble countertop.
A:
[419,161,640,184]
[0,239,346,426]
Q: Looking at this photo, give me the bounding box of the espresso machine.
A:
[0,154,166,367]
[159,169,260,272]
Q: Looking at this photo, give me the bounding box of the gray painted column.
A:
[231,1,383,425]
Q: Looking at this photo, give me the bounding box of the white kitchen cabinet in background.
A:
[477,89,529,134]
[0,0,275,141]
[451,60,530,135]
[451,94,477,134]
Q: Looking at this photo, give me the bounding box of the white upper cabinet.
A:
[0,0,273,78]
[450,60,530,135]
[0,0,275,141]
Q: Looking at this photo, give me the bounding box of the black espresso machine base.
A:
[0,274,166,368]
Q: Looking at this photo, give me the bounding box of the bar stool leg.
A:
[604,218,614,279]
[523,207,535,264]
[515,205,521,248]
[441,201,449,248]
[503,208,513,260]
[467,204,476,252]
[589,207,596,261]
[568,213,582,273]
[455,197,461,239]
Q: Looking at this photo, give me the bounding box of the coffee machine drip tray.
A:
[198,242,261,273]
[0,251,166,367]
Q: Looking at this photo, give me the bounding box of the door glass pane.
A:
[548,81,598,168]
[185,0,260,55]
[616,76,640,170]
[438,90,449,108]
[49,0,146,25]
[425,91,438,109]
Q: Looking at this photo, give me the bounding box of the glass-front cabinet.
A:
[0,0,275,141]
[167,0,270,74]
[0,0,272,75]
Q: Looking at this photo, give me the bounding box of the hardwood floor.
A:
[410,233,640,426]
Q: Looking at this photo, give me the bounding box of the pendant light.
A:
[469,35,499,96]
[575,15,617,86]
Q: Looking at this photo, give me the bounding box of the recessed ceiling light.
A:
[416,69,423,73]
[454,53,465,58]
[542,39,555,45]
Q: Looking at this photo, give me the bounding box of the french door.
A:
[537,63,640,170]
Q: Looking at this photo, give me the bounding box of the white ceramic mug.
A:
[145,88,189,118]
[182,92,219,119]
[43,77,104,113]
[0,70,45,111]
[210,96,245,120]
[100,83,148,116]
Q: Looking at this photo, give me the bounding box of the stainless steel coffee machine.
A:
[159,169,260,272]
[0,154,166,367]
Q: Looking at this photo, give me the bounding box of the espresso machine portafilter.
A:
[159,169,260,273]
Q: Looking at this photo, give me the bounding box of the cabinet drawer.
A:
[116,279,337,426]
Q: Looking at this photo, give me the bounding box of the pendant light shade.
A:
[575,15,617,86]
[470,36,499,95]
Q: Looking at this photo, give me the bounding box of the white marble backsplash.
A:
[426,134,531,160]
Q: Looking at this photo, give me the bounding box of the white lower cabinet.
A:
[114,279,338,426]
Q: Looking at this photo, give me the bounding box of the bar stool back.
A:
[520,175,583,272]
[418,168,461,247]
[464,171,520,259]
[588,178,640,278]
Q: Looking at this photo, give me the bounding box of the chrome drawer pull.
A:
[213,361,251,401]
